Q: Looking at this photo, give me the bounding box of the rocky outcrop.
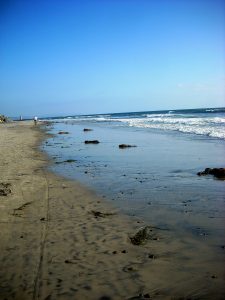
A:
[84,140,100,144]
[58,131,69,134]
[55,159,77,164]
[119,144,137,149]
[197,168,225,179]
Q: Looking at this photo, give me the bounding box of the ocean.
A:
[42,107,225,297]
[46,107,225,140]
[42,106,225,227]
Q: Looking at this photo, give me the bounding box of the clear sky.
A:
[0,0,225,117]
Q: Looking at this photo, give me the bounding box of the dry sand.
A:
[0,122,224,300]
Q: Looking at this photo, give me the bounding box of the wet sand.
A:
[0,121,224,300]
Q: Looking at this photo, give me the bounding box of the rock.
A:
[119,144,137,149]
[197,168,225,179]
[90,210,115,218]
[58,131,69,134]
[65,159,76,163]
[83,128,93,131]
[0,183,12,196]
[55,159,76,164]
[130,226,151,245]
[85,140,100,144]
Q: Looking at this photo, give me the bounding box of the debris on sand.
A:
[90,210,115,218]
[0,183,12,196]
[130,226,151,245]
[119,144,137,149]
[83,128,93,132]
[14,202,32,211]
[197,168,225,179]
[12,201,32,216]
[85,140,100,144]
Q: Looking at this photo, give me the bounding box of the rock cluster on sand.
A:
[197,168,225,179]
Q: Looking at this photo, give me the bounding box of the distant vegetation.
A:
[0,115,8,123]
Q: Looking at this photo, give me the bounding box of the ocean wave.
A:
[52,109,225,139]
[125,118,225,139]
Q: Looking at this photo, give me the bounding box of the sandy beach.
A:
[0,121,224,300]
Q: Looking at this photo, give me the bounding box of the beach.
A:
[0,121,224,300]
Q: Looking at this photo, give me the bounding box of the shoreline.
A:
[0,121,224,300]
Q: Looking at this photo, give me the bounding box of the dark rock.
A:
[197,168,225,179]
[130,226,151,245]
[83,128,93,132]
[121,250,127,253]
[85,140,100,144]
[0,183,11,196]
[65,159,76,163]
[58,131,69,135]
[55,159,76,164]
[91,210,115,218]
[119,144,137,149]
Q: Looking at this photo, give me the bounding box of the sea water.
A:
[42,106,225,236]
[42,107,225,297]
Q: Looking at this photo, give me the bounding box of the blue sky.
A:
[0,0,224,117]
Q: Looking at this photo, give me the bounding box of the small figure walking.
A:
[34,116,38,125]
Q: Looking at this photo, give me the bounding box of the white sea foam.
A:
[122,116,225,139]
[58,112,225,139]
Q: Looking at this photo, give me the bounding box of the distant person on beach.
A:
[34,116,38,125]
[20,115,23,121]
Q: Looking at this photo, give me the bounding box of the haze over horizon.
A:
[1,0,225,117]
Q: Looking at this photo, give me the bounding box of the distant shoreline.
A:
[7,106,225,121]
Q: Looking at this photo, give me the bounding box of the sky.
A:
[0,0,225,117]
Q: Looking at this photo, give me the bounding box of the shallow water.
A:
[43,121,225,298]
